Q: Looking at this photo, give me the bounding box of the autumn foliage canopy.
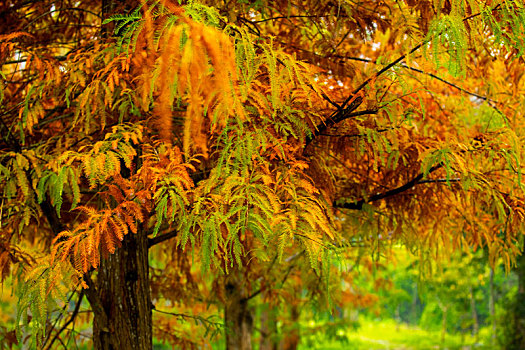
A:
[0,0,524,348]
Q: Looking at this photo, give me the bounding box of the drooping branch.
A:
[226,20,342,110]
[336,164,443,210]
[2,107,110,332]
[4,123,66,235]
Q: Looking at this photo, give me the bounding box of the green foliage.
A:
[37,166,80,215]
[104,8,143,54]
[482,2,525,57]
[15,260,73,348]
[104,1,223,56]
[426,14,468,77]
[187,125,335,272]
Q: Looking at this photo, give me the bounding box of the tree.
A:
[499,251,525,349]
[0,0,524,348]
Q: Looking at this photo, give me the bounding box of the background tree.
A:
[0,0,524,349]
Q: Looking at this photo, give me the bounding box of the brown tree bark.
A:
[89,228,152,350]
[225,270,253,350]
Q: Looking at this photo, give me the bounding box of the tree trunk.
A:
[395,305,400,331]
[440,304,447,345]
[469,286,479,340]
[512,252,525,349]
[259,302,279,350]
[225,270,253,350]
[410,282,419,325]
[489,267,496,346]
[282,305,300,350]
[90,228,152,350]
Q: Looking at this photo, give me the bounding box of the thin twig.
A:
[153,308,223,328]
[333,55,498,103]
[43,290,84,350]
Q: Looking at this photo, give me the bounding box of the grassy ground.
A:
[299,318,491,350]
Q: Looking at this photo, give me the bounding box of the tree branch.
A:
[242,251,304,302]
[153,308,223,328]
[305,2,505,148]
[43,290,84,350]
[336,164,443,210]
[332,55,499,104]
[3,55,67,66]
[0,111,22,152]
[250,15,348,24]
[305,40,425,148]
[305,98,379,146]
[320,125,397,138]
[148,229,178,247]
[418,178,460,184]
[340,0,502,106]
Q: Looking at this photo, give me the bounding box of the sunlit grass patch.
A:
[300,318,489,350]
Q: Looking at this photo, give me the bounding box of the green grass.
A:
[299,318,491,350]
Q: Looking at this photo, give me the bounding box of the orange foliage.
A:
[0,0,524,348]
